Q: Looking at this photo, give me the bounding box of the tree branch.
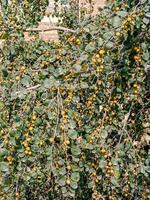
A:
[14,84,41,95]
[0,26,76,33]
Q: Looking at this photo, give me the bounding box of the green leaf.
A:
[80,82,89,89]
[97,38,103,46]
[21,75,30,87]
[68,130,78,140]
[111,177,119,186]
[68,120,76,129]
[101,130,108,139]
[73,64,82,72]
[58,176,66,186]
[143,52,149,61]
[145,13,150,18]
[58,167,66,176]
[71,145,81,156]
[103,32,113,40]
[0,149,8,158]
[112,16,121,28]
[70,180,78,189]
[61,186,67,194]
[71,172,80,182]
[99,159,106,170]
[85,43,95,53]
[117,11,127,17]
[44,77,55,88]
[0,101,5,110]
[0,162,9,172]
[143,17,149,25]
[105,41,114,49]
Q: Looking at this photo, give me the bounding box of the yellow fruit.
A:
[115,7,120,11]
[133,84,139,88]
[66,140,70,145]
[67,165,71,170]
[134,90,138,94]
[15,192,19,197]
[9,161,13,165]
[108,162,112,167]
[7,156,12,161]
[92,172,96,176]
[134,47,140,52]
[21,66,26,72]
[49,138,54,143]
[61,110,66,116]
[116,32,121,37]
[26,137,31,142]
[28,151,32,155]
[127,17,132,21]
[25,150,28,155]
[111,111,115,116]
[97,58,102,63]
[26,147,30,151]
[108,196,114,200]
[101,148,106,154]
[63,119,68,124]
[4,139,9,145]
[99,49,105,55]
[89,139,93,144]
[110,169,114,175]
[76,39,81,45]
[39,141,43,145]
[100,65,104,69]
[66,179,70,185]
[15,76,20,81]
[32,115,36,120]
[23,141,28,147]
[29,126,33,131]
[96,54,100,59]
[104,154,108,159]
[95,179,99,183]
[92,58,97,63]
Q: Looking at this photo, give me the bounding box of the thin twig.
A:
[118,104,133,144]
[25,26,76,33]
[0,26,76,33]
[78,0,81,23]
[14,84,41,95]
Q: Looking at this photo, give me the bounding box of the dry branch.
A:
[15,84,41,95]
[0,26,76,33]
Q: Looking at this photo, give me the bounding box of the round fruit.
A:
[49,138,54,143]
[15,192,19,197]
[101,148,106,154]
[99,49,105,55]
[29,126,33,131]
[66,179,70,185]
[66,140,70,145]
[67,165,71,170]
[116,32,121,37]
[32,115,36,120]
[96,54,100,59]
[15,76,20,81]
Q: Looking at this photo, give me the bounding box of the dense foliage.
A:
[0,0,150,199]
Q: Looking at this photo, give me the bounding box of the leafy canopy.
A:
[0,0,150,199]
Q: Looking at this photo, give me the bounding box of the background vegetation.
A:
[0,0,150,199]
